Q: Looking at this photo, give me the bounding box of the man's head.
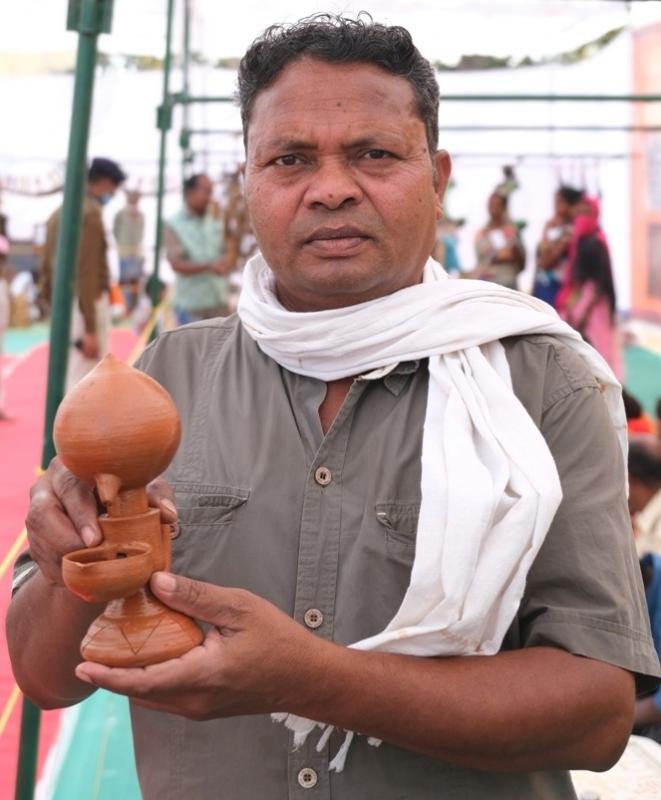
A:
[628,435,661,516]
[239,14,440,154]
[183,174,214,216]
[555,185,584,222]
[488,192,508,224]
[88,157,126,204]
[238,14,450,311]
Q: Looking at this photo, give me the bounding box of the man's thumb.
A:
[150,572,240,627]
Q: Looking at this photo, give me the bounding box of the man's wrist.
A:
[275,635,345,717]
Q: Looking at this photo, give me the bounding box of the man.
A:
[113,189,145,312]
[630,436,661,556]
[8,16,660,800]
[40,157,126,388]
[165,173,232,325]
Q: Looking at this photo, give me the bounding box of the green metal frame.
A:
[150,0,175,309]
[180,0,193,179]
[14,2,114,798]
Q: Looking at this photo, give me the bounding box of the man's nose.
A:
[302,158,364,210]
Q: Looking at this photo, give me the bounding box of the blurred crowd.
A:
[440,166,622,380]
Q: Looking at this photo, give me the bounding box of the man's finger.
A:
[146,477,177,523]
[27,486,95,553]
[150,573,251,628]
[74,633,220,695]
[48,459,101,546]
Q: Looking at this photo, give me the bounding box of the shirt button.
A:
[314,466,332,486]
[297,767,318,789]
[304,608,323,629]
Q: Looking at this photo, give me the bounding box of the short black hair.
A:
[88,157,126,185]
[183,173,208,194]
[238,13,440,152]
[629,439,661,487]
[623,388,643,420]
[557,185,584,205]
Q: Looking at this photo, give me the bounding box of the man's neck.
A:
[319,377,354,435]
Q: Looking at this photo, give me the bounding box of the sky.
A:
[2,0,661,64]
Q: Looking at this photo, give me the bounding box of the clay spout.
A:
[95,473,122,505]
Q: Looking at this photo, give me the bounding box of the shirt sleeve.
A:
[77,207,108,334]
[38,213,58,305]
[11,550,38,596]
[163,225,187,263]
[513,380,661,693]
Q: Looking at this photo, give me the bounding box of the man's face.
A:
[488,193,506,223]
[243,58,450,311]
[554,194,571,221]
[90,177,118,201]
[186,176,214,215]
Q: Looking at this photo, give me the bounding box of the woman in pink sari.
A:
[557,198,623,379]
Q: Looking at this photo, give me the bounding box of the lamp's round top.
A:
[54,354,181,488]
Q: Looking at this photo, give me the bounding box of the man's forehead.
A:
[247,58,421,147]
[257,57,414,102]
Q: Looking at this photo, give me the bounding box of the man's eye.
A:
[273,154,301,166]
[363,149,392,160]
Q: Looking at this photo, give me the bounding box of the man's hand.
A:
[74,573,326,719]
[210,257,231,276]
[81,332,99,359]
[26,459,179,587]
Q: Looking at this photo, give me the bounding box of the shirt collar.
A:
[358,360,422,396]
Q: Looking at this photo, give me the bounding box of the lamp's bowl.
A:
[62,542,153,603]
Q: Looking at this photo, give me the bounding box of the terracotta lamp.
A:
[54,354,203,667]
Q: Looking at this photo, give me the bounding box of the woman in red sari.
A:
[557,198,623,379]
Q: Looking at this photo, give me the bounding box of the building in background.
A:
[632,21,661,321]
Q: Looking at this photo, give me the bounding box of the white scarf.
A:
[237,253,626,770]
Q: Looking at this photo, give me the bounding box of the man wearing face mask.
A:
[40,157,126,388]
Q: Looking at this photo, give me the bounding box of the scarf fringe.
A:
[272,713,382,772]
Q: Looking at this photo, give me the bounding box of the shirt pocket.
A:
[174,483,250,532]
[375,501,419,558]
[170,483,250,582]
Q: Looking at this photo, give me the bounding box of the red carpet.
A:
[0,329,137,798]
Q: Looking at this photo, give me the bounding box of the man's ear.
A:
[433,150,452,220]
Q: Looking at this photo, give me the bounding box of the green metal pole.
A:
[151,0,176,310]
[13,701,40,800]
[181,0,192,180]
[15,4,113,800]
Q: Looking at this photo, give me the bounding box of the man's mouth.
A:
[303,226,370,254]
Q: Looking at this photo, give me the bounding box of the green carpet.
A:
[3,323,50,356]
[625,345,661,416]
[51,691,140,800]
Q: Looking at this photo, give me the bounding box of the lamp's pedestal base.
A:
[81,587,204,667]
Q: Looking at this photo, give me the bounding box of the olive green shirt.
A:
[121,316,659,800]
